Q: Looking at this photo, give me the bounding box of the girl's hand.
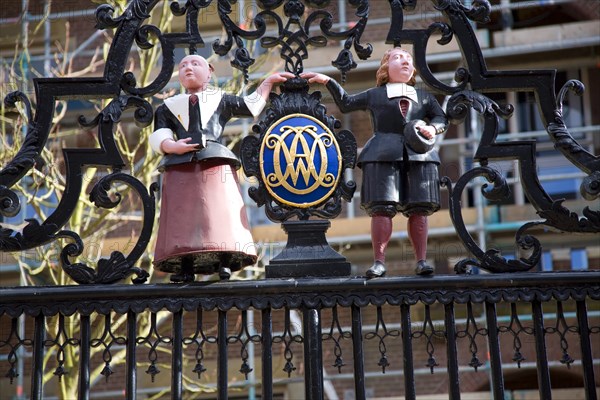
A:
[161,137,199,155]
[257,72,296,100]
[264,71,296,85]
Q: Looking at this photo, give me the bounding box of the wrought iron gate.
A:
[1,0,598,399]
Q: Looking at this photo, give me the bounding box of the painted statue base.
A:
[156,251,250,282]
[266,220,351,278]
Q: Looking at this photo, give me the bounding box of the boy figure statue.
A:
[150,54,293,281]
[302,47,448,278]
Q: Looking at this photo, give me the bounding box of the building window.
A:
[541,251,553,271]
[570,248,588,270]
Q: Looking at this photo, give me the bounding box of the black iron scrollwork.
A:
[456,302,487,371]
[0,185,21,219]
[95,0,152,29]
[213,0,267,82]
[322,306,352,373]
[364,306,400,373]
[2,90,156,281]
[581,171,600,201]
[0,0,161,283]
[272,307,303,377]
[122,0,212,97]
[56,172,156,285]
[305,0,372,82]
[0,317,33,384]
[550,80,600,176]
[1,92,36,180]
[543,80,600,230]
[536,200,600,234]
[444,165,541,274]
[0,219,59,252]
[0,91,37,220]
[216,0,372,81]
[445,91,541,273]
[440,1,598,234]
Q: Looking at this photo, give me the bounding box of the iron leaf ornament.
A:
[215,0,372,81]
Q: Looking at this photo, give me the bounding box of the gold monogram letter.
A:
[264,124,335,195]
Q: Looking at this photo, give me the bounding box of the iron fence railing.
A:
[1,272,599,399]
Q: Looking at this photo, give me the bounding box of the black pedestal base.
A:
[266,220,351,278]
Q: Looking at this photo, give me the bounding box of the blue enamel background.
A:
[260,115,341,207]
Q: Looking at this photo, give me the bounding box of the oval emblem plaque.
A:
[260,113,342,208]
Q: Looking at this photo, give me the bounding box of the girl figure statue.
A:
[302,48,448,278]
[150,54,293,281]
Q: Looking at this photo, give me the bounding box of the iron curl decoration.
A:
[0,92,37,220]
[1,0,160,255]
[3,91,33,122]
[581,172,600,201]
[548,80,596,165]
[57,230,148,285]
[0,91,39,205]
[213,0,268,82]
[532,80,600,233]
[0,219,59,252]
[120,24,173,96]
[386,0,487,94]
[531,80,600,233]
[78,95,153,129]
[443,167,541,275]
[445,77,598,238]
[446,90,547,273]
[95,0,152,29]
[2,90,61,252]
[305,0,373,82]
[56,172,157,285]
[118,0,212,97]
[446,89,514,127]
[0,186,20,218]
[435,0,491,24]
[548,80,600,202]
[537,200,600,235]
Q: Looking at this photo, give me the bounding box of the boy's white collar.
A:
[386,82,418,102]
